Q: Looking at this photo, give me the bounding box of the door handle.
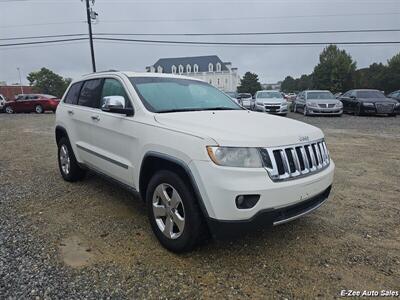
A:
[67,110,74,115]
[91,115,100,121]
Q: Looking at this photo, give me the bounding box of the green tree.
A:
[385,52,400,93]
[237,72,262,95]
[27,67,71,98]
[312,45,356,93]
[281,76,297,92]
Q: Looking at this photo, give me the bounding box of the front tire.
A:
[146,170,206,253]
[5,106,14,114]
[303,106,308,116]
[57,137,86,182]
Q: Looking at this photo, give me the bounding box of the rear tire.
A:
[57,137,86,182]
[146,170,206,253]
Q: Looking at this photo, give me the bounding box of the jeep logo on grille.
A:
[299,136,310,142]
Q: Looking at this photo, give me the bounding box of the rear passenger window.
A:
[100,78,131,108]
[64,82,83,105]
[78,79,103,108]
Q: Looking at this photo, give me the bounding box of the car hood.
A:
[358,97,397,104]
[256,98,285,104]
[154,110,323,147]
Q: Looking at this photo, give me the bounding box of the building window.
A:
[178,65,184,74]
[157,66,163,73]
[208,63,214,72]
[216,63,221,72]
[193,64,199,73]
[186,64,191,73]
[171,65,177,74]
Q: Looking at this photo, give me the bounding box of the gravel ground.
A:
[0,112,399,299]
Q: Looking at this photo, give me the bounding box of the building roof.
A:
[151,55,229,72]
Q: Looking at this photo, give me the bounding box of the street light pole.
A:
[85,0,96,72]
[17,67,23,94]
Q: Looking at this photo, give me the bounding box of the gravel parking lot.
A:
[1,112,399,299]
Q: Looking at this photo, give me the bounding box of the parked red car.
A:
[4,94,60,114]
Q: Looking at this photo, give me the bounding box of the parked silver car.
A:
[254,90,288,115]
[293,90,343,116]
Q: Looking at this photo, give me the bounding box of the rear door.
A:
[88,77,137,186]
[66,79,104,165]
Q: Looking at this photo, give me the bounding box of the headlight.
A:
[363,102,375,106]
[307,102,318,107]
[281,101,288,107]
[206,146,263,168]
[335,102,343,108]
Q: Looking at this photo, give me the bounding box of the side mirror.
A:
[101,96,133,116]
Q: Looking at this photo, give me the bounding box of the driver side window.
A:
[100,78,131,108]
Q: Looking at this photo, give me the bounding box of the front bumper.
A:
[207,186,331,238]
[307,107,343,115]
[255,103,288,114]
[189,159,335,223]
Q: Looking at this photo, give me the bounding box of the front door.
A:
[88,77,138,187]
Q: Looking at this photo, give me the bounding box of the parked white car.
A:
[55,72,334,252]
[237,93,252,109]
[254,90,288,115]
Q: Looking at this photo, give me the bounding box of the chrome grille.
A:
[259,139,330,182]
[376,103,394,114]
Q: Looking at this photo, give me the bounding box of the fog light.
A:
[235,195,260,209]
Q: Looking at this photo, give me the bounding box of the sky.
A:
[0,0,399,85]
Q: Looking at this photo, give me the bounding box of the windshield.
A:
[257,91,283,99]
[239,93,252,98]
[129,77,241,113]
[307,91,335,100]
[357,91,385,99]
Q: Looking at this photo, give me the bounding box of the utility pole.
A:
[85,0,96,72]
[17,67,23,94]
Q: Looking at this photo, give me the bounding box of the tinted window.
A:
[129,77,240,113]
[357,90,385,99]
[64,82,83,105]
[100,78,131,108]
[78,79,103,108]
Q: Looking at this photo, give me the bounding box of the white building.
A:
[145,55,240,92]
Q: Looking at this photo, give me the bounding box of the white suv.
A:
[55,72,334,252]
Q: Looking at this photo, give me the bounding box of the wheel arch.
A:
[55,125,69,145]
[139,152,210,219]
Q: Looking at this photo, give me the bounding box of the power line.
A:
[0,33,87,41]
[94,37,400,46]
[94,28,400,37]
[4,28,400,41]
[0,38,88,47]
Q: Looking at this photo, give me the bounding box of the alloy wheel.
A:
[35,105,43,114]
[5,106,13,114]
[59,144,71,175]
[152,183,185,239]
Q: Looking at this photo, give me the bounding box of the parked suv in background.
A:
[0,94,6,112]
[254,90,288,115]
[339,89,399,116]
[5,94,60,114]
[55,72,334,252]
[293,90,343,116]
[388,90,400,104]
